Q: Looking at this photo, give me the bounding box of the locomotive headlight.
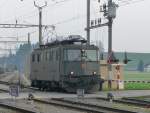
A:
[81,49,85,52]
[93,72,97,75]
[70,72,74,75]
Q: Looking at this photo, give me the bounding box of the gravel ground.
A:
[0,90,150,113]
[0,96,150,113]
[0,107,23,113]
[0,99,39,113]
[0,99,86,113]
[34,101,86,113]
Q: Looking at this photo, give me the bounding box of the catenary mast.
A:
[86,0,118,89]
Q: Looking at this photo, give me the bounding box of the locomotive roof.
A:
[43,37,87,46]
[34,37,98,51]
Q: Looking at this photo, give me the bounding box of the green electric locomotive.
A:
[30,35,101,93]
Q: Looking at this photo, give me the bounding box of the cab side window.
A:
[56,50,59,61]
[49,50,53,61]
[45,52,48,61]
[37,54,41,62]
[32,54,35,62]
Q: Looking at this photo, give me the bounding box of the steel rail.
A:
[34,98,137,113]
[52,98,138,113]
[0,88,9,93]
[0,102,37,113]
[97,97,150,108]
[122,98,150,107]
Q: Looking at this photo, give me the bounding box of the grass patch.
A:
[125,82,150,90]
[124,71,150,81]
[124,71,150,90]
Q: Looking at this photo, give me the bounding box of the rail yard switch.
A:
[107,92,114,102]
[28,93,34,100]
[9,85,20,97]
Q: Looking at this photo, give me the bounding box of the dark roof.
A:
[144,63,150,67]
[40,36,87,48]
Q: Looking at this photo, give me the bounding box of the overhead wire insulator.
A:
[103,4,107,12]
[91,20,94,26]
[108,2,117,18]
[98,18,101,24]
[100,5,104,12]
[95,20,97,25]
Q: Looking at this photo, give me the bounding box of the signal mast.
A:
[86,0,118,58]
[86,0,118,88]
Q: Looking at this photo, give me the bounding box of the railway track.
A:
[0,81,9,93]
[0,88,9,93]
[34,98,137,113]
[121,97,150,107]
[0,101,38,113]
[0,81,38,93]
[0,81,10,85]
[97,97,150,108]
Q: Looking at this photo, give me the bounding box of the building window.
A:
[37,54,41,62]
[56,50,59,61]
[41,53,44,61]
[32,54,35,62]
[45,52,48,61]
[49,51,51,61]
[49,50,53,61]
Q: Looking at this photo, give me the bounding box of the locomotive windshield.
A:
[64,49,98,61]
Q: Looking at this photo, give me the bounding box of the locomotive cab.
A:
[63,47,99,76]
[61,43,101,93]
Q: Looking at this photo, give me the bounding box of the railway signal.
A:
[123,52,132,64]
[85,0,118,89]
[107,51,119,64]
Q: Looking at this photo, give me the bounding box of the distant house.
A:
[144,64,150,72]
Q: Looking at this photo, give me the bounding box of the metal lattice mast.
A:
[34,1,47,46]
[85,0,118,89]
[87,0,91,45]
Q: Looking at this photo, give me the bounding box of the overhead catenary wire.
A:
[0,0,72,24]
[0,0,147,27]
[0,0,74,44]
[0,0,108,44]
[118,0,146,6]
[0,0,147,42]
[1,0,100,30]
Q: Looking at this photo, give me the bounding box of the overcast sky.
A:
[0,0,149,54]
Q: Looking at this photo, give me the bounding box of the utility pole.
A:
[108,12,112,61]
[87,0,90,45]
[85,0,118,89]
[107,1,113,84]
[85,0,117,56]
[107,0,117,65]
[34,1,47,46]
[28,33,30,44]
[107,0,117,89]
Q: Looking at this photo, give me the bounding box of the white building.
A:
[144,64,150,72]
